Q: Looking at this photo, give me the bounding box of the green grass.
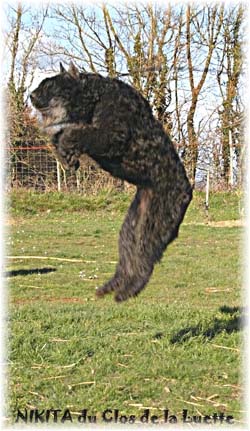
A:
[5,190,244,425]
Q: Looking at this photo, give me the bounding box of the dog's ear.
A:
[68,61,80,79]
[59,62,66,73]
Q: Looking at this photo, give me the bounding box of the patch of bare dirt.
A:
[5,217,23,226]
[208,220,244,228]
[185,220,244,228]
[12,296,90,305]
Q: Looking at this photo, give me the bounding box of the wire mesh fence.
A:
[6,145,58,191]
[5,145,126,193]
[5,144,243,194]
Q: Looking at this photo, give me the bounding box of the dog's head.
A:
[30,62,85,135]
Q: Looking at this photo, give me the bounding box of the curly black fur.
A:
[31,62,192,302]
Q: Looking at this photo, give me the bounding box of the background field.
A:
[5,190,244,425]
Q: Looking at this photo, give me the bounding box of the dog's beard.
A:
[38,104,74,136]
[43,121,74,135]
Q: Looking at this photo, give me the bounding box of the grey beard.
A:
[43,121,76,136]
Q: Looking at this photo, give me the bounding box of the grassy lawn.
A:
[5,189,244,426]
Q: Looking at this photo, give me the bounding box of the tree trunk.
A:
[186,102,199,184]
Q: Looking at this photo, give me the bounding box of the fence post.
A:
[205,168,210,212]
[56,161,61,192]
[62,167,67,189]
[76,170,81,191]
[229,129,234,187]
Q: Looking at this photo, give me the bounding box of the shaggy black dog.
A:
[30,62,192,302]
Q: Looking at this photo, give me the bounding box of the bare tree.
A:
[5,2,48,146]
[183,4,224,185]
[216,4,245,187]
